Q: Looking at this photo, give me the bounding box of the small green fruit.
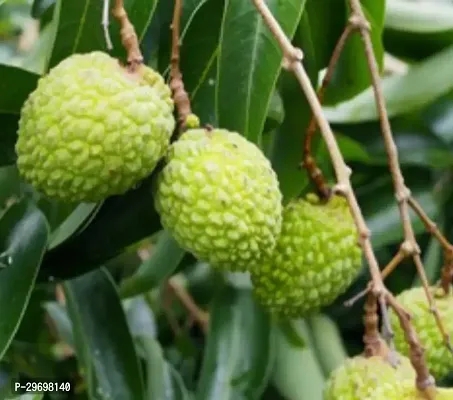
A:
[251,193,362,317]
[16,51,175,202]
[155,128,282,271]
[324,355,416,400]
[390,286,453,380]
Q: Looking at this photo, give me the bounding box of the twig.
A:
[408,196,453,294]
[252,0,436,395]
[303,25,354,200]
[251,0,391,344]
[167,278,209,334]
[112,0,143,69]
[348,0,452,360]
[386,294,436,399]
[363,294,385,356]
[170,0,195,131]
[102,0,113,50]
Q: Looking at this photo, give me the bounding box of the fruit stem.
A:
[302,24,354,201]
[112,0,144,69]
[363,293,388,357]
[170,0,194,132]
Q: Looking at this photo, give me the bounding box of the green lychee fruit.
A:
[390,286,453,380]
[155,128,282,271]
[251,193,362,317]
[16,51,175,202]
[369,381,453,400]
[324,355,416,400]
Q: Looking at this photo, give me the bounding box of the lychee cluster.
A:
[16,51,175,202]
[251,193,362,317]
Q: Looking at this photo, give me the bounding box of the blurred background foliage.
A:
[1,0,453,399]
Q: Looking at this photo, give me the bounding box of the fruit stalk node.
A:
[170,0,194,132]
[112,0,144,68]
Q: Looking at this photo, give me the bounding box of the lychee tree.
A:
[2,0,453,399]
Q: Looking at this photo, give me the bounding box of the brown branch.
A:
[386,294,436,398]
[347,0,443,395]
[167,278,209,334]
[112,0,143,69]
[252,0,438,396]
[303,25,354,200]
[363,293,385,357]
[408,196,453,294]
[170,0,194,131]
[251,0,392,344]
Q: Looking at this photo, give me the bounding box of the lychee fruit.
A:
[155,128,282,272]
[16,51,175,202]
[324,355,416,400]
[390,286,453,380]
[251,193,362,317]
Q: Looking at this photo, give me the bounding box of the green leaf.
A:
[39,177,162,282]
[120,230,186,298]
[0,200,49,360]
[138,336,192,400]
[0,66,38,115]
[364,188,437,248]
[196,286,273,400]
[48,202,100,249]
[307,314,347,376]
[324,0,386,105]
[271,320,325,400]
[64,268,145,400]
[0,67,38,165]
[324,44,453,123]
[180,0,224,126]
[216,0,306,144]
[301,0,346,72]
[31,0,55,18]
[385,1,453,33]
[46,0,158,70]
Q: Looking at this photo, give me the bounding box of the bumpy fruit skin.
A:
[390,286,453,380]
[369,381,453,400]
[155,128,282,271]
[16,51,175,202]
[251,193,362,317]
[324,355,416,400]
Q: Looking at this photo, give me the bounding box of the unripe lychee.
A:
[324,355,416,400]
[16,51,175,202]
[390,286,453,380]
[155,128,282,271]
[369,381,453,400]
[251,193,362,317]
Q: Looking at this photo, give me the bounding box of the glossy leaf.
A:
[138,336,192,400]
[64,268,145,400]
[43,302,74,347]
[120,230,186,298]
[48,202,100,249]
[38,176,161,282]
[0,67,39,165]
[271,320,325,400]
[46,0,158,70]
[324,44,453,123]
[364,189,437,248]
[31,0,56,18]
[324,0,386,105]
[196,286,273,400]
[216,0,306,144]
[181,0,224,126]
[307,314,348,376]
[0,201,49,360]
